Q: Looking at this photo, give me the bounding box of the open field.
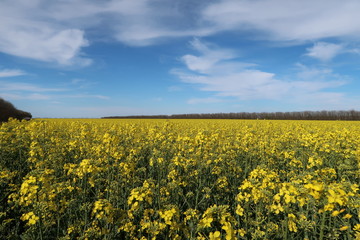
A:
[1,119,360,239]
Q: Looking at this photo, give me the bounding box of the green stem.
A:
[319,210,326,240]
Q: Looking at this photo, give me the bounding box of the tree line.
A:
[102,110,360,120]
[0,98,32,122]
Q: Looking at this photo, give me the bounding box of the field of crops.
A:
[1,119,360,239]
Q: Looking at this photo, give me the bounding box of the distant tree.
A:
[0,98,32,122]
[102,110,360,121]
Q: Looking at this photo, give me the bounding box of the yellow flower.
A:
[270,203,284,214]
[288,220,298,232]
[20,211,39,225]
[209,231,221,240]
[327,189,346,205]
[288,215,297,233]
[331,210,340,217]
[323,203,335,212]
[237,228,246,237]
[304,182,323,199]
[235,204,244,216]
[354,224,360,232]
[222,222,235,240]
[339,226,349,231]
[184,208,199,223]
[199,217,213,228]
[67,226,75,234]
[159,208,177,225]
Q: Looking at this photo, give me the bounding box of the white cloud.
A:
[0,81,66,92]
[306,42,344,61]
[0,0,212,54]
[3,0,360,65]
[295,63,333,79]
[0,25,90,66]
[107,1,215,46]
[107,0,360,45]
[64,94,110,100]
[174,39,348,106]
[180,38,255,75]
[202,0,360,42]
[0,69,26,78]
[2,0,360,58]
[0,80,109,102]
[0,92,51,100]
[181,38,238,74]
[0,1,90,66]
[70,78,97,89]
[294,63,348,84]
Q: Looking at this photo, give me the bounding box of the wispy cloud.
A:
[181,38,243,74]
[173,39,349,106]
[0,0,181,63]
[0,80,65,101]
[202,0,360,42]
[180,38,255,75]
[0,81,66,92]
[0,69,26,78]
[0,1,91,66]
[70,78,97,89]
[0,80,109,102]
[294,63,348,84]
[305,42,344,61]
[0,92,51,100]
[64,94,110,100]
[2,0,360,65]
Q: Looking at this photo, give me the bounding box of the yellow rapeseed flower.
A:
[340,226,349,231]
[20,211,39,225]
[199,217,213,228]
[209,231,221,240]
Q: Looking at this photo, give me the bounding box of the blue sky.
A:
[1,0,360,118]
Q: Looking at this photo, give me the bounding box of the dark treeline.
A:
[103,110,360,120]
[0,98,32,122]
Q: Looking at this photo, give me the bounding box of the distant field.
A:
[1,119,360,239]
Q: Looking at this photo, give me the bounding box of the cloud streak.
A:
[0,69,26,78]
[0,81,66,92]
[202,0,360,42]
[0,80,109,102]
[173,39,348,106]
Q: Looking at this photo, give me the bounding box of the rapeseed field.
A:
[0,119,359,239]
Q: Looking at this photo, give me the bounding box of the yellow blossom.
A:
[340,226,349,231]
[199,217,213,228]
[209,231,221,240]
[21,212,39,225]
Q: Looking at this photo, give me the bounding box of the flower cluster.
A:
[0,118,359,239]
